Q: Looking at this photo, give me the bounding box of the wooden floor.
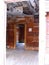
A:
[6,48,38,65]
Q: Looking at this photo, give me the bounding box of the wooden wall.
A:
[6,19,16,48]
[6,16,39,50]
[25,16,39,50]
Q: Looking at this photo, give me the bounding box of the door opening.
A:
[16,24,25,49]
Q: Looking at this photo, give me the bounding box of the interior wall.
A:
[6,22,15,48]
[25,16,39,50]
[6,16,39,50]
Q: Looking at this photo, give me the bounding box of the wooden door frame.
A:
[14,24,16,48]
[14,23,26,49]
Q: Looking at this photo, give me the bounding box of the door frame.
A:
[14,23,26,48]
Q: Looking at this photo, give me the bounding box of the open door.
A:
[16,24,25,49]
[19,24,25,43]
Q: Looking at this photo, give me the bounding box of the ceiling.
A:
[7,0,39,17]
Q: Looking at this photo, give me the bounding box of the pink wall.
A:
[46,13,49,53]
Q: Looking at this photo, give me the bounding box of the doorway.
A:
[16,24,25,49]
